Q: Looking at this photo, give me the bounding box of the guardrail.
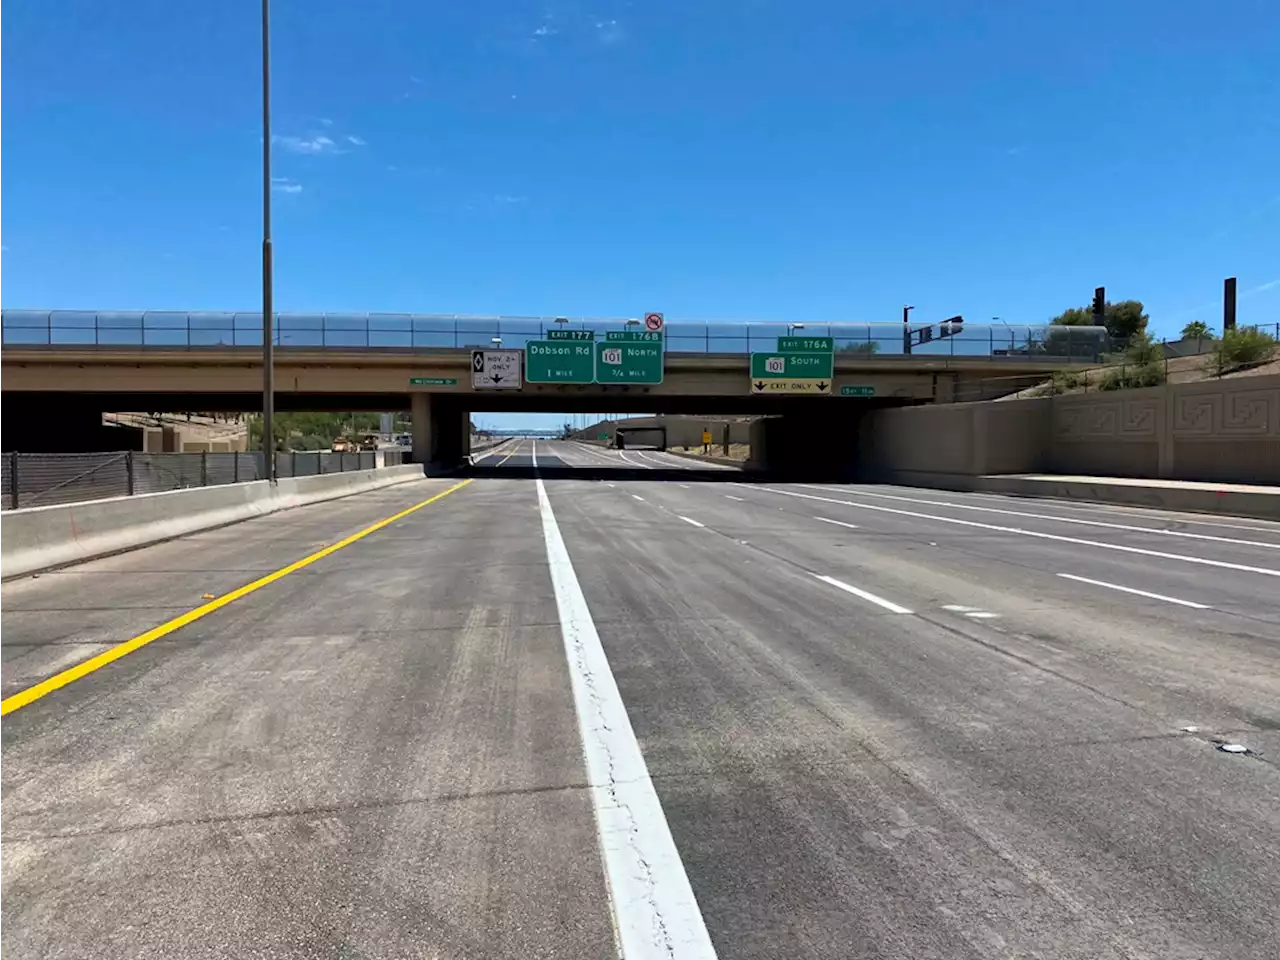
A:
[1,450,405,510]
[0,310,1113,361]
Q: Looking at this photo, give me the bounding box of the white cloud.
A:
[533,24,556,37]
[409,75,423,84]
[346,135,367,146]
[318,117,334,127]
[1246,278,1280,295]
[271,177,303,194]
[494,194,527,204]
[594,19,623,43]
[273,134,337,155]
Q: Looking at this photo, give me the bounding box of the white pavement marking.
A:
[535,478,718,959]
[813,574,913,614]
[724,495,746,502]
[815,516,860,530]
[964,611,1000,619]
[631,494,646,502]
[943,604,979,612]
[800,485,1280,551]
[753,486,1280,579]
[1056,573,1211,609]
[619,451,653,469]
[677,515,705,528]
[678,483,690,489]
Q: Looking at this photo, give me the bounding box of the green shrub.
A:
[1207,327,1278,375]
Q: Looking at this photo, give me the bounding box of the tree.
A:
[1051,298,1149,344]
[1180,320,1215,340]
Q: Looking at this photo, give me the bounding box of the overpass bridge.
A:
[2,310,1107,468]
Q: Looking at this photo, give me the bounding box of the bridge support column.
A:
[410,393,469,473]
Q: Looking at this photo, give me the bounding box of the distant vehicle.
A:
[331,436,355,452]
[394,433,412,446]
[357,433,380,451]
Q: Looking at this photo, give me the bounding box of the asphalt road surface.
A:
[4,438,1279,959]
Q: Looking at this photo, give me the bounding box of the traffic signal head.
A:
[938,315,964,337]
[1092,287,1106,319]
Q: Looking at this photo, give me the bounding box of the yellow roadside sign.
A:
[701,431,713,445]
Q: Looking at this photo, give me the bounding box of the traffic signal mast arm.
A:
[902,315,964,353]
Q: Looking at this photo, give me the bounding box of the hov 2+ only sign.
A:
[471,349,523,390]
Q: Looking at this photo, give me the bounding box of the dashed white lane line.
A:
[632,494,646,502]
[677,515,705,528]
[815,516,860,530]
[753,485,1280,579]
[724,495,746,502]
[813,575,913,614]
[678,483,690,489]
[536,477,718,959]
[1056,573,1211,609]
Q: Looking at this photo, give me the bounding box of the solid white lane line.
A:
[942,604,980,612]
[632,494,646,501]
[678,483,690,489]
[964,611,1000,619]
[536,478,718,958]
[814,575,913,614]
[619,451,653,469]
[677,515,705,528]
[815,516,860,530]
[799,484,1280,551]
[1056,573,1211,609]
[531,439,538,469]
[724,495,746,502]
[929,486,1280,534]
[753,486,1280,579]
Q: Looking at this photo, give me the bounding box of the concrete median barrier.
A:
[1,463,425,579]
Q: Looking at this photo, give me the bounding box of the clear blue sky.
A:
[3,1,1278,429]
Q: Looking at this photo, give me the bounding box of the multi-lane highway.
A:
[4,439,1279,959]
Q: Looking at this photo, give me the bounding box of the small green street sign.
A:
[605,330,663,342]
[408,377,458,386]
[525,341,596,383]
[840,385,876,397]
[750,351,834,380]
[547,329,595,340]
[596,340,664,384]
[597,432,610,441]
[778,336,834,353]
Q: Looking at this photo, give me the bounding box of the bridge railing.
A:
[1,310,1114,361]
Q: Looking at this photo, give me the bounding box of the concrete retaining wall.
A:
[861,374,1279,486]
[1,464,425,579]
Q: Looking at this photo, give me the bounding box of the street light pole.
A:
[261,0,276,481]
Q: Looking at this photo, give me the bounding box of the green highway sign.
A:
[605,330,663,342]
[525,341,596,383]
[778,336,834,353]
[840,385,876,397]
[408,377,458,386]
[596,340,664,384]
[597,432,610,441]
[547,329,595,340]
[750,351,834,380]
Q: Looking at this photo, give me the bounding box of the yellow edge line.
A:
[0,478,474,717]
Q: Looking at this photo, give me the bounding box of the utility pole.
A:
[1223,277,1237,331]
[261,0,276,480]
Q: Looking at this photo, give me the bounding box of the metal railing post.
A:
[200,451,208,487]
[234,451,240,484]
[126,452,135,496]
[10,452,19,509]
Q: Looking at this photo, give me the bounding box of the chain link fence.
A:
[1,450,398,510]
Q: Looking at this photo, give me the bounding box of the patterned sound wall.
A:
[1052,375,1279,484]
